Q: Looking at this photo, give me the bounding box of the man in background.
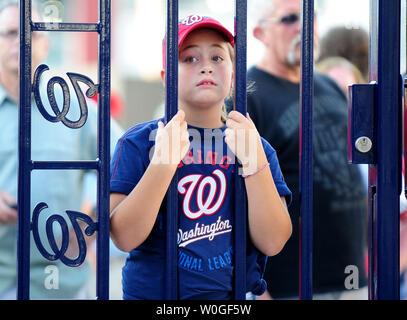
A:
[247,0,368,299]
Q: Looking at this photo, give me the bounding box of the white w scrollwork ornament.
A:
[32,64,99,129]
[31,65,99,267]
[32,202,97,267]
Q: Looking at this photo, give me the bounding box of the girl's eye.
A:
[212,55,224,62]
[184,56,198,63]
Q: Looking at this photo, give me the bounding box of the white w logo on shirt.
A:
[178,169,227,220]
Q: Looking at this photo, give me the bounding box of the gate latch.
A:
[348,82,376,164]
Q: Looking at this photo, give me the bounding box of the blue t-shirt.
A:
[110,119,291,300]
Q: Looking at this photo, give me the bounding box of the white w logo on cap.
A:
[181,15,204,26]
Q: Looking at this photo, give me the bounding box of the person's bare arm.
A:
[110,162,178,252]
[225,111,292,256]
[110,110,190,252]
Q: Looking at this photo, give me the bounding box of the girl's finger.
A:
[224,135,233,144]
[228,110,245,122]
[246,112,256,127]
[174,109,185,122]
[226,118,239,129]
[181,120,188,131]
[224,128,234,136]
[182,129,190,140]
[167,110,183,125]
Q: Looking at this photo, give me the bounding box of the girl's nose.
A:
[200,64,213,74]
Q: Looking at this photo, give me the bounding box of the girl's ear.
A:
[160,70,166,86]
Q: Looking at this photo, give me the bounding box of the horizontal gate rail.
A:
[31,161,100,170]
[32,22,100,32]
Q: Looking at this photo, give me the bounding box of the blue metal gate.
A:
[17,0,111,300]
[367,0,401,299]
[348,0,401,300]
[163,0,249,300]
[16,0,402,300]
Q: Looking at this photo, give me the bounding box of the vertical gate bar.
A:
[405,0,407,199]
[368,0,378,299]
[375,0,400,299]
[299,0,314,300]
[96,0,111,300]
[233,0,247,300]
[367,185,377,299]
[164,0,179,300]
[17,0,32,300]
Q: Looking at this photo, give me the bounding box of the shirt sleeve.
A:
[110,133,147,195]
[110,117,124,157]
[261,137,292,206]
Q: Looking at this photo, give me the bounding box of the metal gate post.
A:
[164,0,179,300]
[369,0,401,300]
[299,0,314,300]
[233,0,248,300]
[17,0,33,300]
[96,0,111,300]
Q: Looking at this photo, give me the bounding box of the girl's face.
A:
[178,28,233,111]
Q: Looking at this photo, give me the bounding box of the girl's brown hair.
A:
[221,42,255,122]
[221,42,235,123]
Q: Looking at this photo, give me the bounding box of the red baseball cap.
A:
[162,15,235,69]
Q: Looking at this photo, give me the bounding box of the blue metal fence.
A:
[348,0,401,300]
[299,0,314,300]
[163,0,249,300]
[233,0,248,301]
[16,0,402,300]
[17,0,111,300]
[164,0,179,300]
[368,0,401,299]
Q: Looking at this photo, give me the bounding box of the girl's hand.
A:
[225,111,262,173]
[152,110,190,167]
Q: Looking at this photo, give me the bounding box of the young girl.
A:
[109,15,292,300]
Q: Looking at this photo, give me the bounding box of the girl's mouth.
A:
[197,79,216,87]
